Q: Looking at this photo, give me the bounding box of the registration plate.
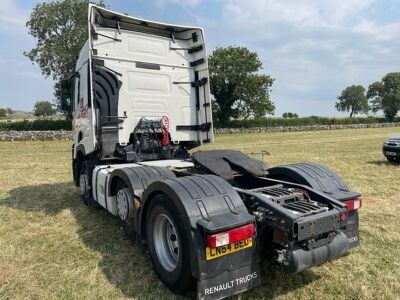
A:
[206,238,253,260]
[386,151,397,156]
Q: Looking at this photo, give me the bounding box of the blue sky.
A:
[0,0,399,116]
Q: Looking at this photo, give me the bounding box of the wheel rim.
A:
[79,173,89,196]
[153,214,180,272]
[116,188,130,220]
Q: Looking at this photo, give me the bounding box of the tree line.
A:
[0,108,13,118]
[335,73,400,121]
[0,102,55,118]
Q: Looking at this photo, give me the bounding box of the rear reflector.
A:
[344,198,362,211]
[206,223,255,248]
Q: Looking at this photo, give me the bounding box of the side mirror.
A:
[61,93,72,119]
[61,79,70,90]
[60,79,73,119]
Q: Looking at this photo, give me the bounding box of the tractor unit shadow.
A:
[1,182,320,299]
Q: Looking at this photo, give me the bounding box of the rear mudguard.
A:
[268,163,361,249]
[268,163,359,200]
[140,175,261,299]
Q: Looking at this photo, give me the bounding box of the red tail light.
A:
[206,223,255,248]
[344,198,362,211]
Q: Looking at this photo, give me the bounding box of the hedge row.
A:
[1,116,400,131]
[0,119,72,131]
[214,116,400,128]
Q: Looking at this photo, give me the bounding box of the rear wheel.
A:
[146,194,194,294]
[115,182,136,242]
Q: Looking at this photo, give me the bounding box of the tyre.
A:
[79,160,99,207]
[146,194,194,294]
[115,181,136,242]
[386,156,398,163]
[72,158,80,187]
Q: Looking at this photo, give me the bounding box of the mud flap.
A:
[197,262,261,300]
[344,210,360,249]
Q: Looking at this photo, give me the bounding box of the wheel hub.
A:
[116,188,131,220]
[79,174,89,196]
[153,214,180,272]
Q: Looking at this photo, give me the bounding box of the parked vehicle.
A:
[61,5,362,299]
[383,135,400,162]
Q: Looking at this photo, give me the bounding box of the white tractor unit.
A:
[62,5,362,299]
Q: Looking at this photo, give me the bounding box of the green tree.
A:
[0,108,6,118]
[6,108,13,118]
[34,101,54,117]
[335,85,369,118]
[208,46,275,123]
[367,72,400,121]
[282,112,298,118]
[25,0,104,111]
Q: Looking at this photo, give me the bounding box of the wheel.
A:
[72,158,80,187]
[115,182,136,242]
[386,156,398,163]
[146,194,194,294]
[79,160,99,207]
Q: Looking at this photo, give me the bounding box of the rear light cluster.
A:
[344,197,362,211]
[206,223,255,248]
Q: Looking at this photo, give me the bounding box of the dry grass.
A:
[0,127,399,300]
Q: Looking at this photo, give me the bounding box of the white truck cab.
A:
[61,4,213,176]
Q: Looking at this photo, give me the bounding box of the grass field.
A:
[0,127,399,300]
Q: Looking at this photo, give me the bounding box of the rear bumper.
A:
[284,231,349,273]
[284,209,360,273]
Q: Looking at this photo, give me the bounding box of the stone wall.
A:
[215,122,400,134]
[1,122,399,141]
[0,130,72,141]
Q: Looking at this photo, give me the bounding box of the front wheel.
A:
[386,156,398,163]
[79,160,99,207]
[146,194,194,294]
